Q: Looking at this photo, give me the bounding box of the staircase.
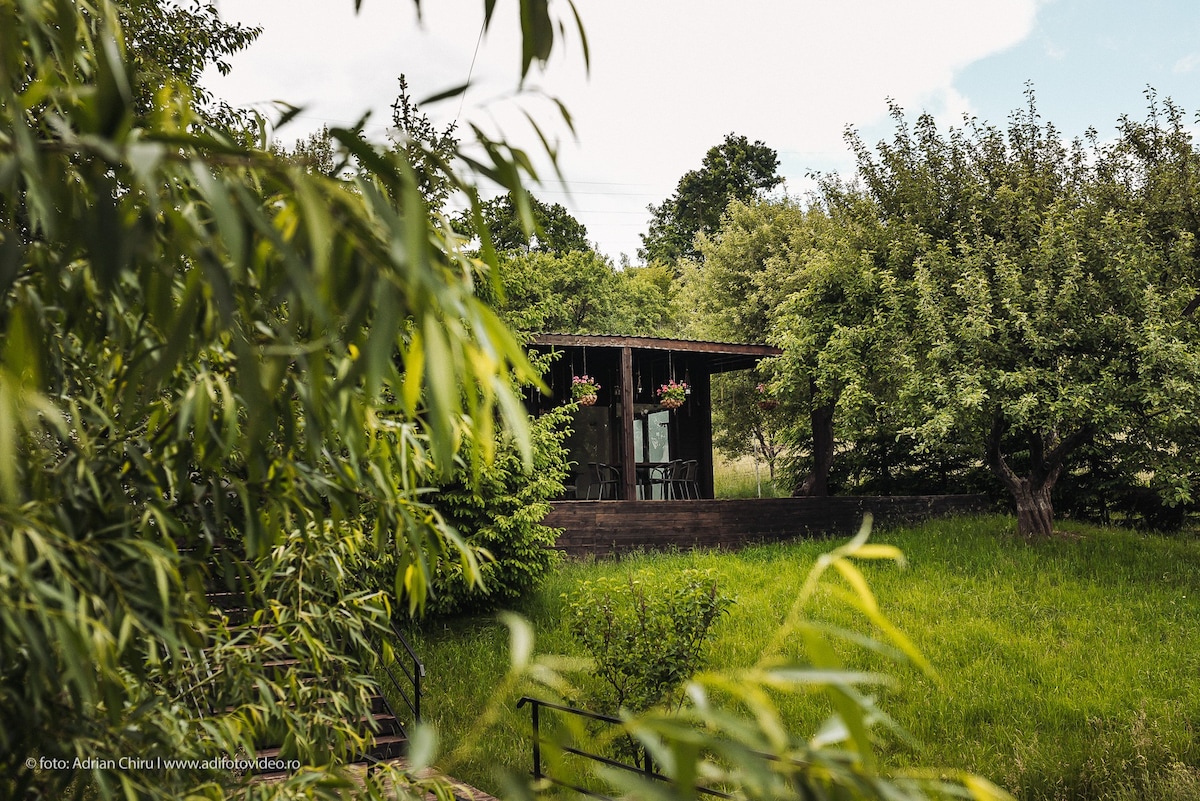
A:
[202,585,424,776]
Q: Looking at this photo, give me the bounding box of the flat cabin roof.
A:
[529,334,781,374]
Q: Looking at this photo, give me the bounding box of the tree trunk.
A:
[1012,479,1055,540]
[984,416,1092,541]
[793,398,835,497]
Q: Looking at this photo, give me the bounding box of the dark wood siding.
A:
[545,496,991,557]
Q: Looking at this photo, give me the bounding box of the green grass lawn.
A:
[403,515,1200,800]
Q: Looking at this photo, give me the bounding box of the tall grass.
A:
[712,453,785,498]
[401,516,1200,799]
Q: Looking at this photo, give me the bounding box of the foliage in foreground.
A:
[0,0,571,797]
[565,567,732,713]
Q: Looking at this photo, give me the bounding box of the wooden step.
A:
[199,587,420,780]
[364,713,403,737]
[206,591,248,609]
[365,733,409,762]
[248,732,409,776]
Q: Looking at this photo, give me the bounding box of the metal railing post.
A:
[531,700,542,780]
[413,655,422,723]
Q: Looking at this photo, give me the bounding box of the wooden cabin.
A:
[526,334,782,501]
[526,334,989,557]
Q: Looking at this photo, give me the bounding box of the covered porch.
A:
[527,334,781,500]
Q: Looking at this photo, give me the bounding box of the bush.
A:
[566,568,732,713]
[421,404,573,616]
[1054,439,1198,531]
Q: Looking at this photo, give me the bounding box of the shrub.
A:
[566,568,732,713]
[422,404,573,616]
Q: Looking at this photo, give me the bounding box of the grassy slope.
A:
[405,516,1200,800]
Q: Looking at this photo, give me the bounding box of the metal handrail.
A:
[380,622,424,725]
[392,621,425,669]
[518,697,621,725]
[516,697,733,800]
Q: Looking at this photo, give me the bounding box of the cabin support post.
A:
[696,370,715,499]
[620,346,636,500]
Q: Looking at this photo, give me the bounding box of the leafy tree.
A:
[708,372,788,483]
[848,95,1200,538]
[1096,91,1200,278]
[640,132,782,265]
[678,199,799,485]
[768,198,911,498]
[275,77,456,185]
[273,124,338,175]
[680,198,803,342]
[492,249,620,332]
[469,192,590,254]
[610,262,679,335]
[119,0,261,128]
[1084,94,1200,518]
[489,251,679,336]
[686,198,888,497]
[388,74,459,211]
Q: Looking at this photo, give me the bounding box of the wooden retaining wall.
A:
[545,495,991,558]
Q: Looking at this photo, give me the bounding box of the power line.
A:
[564,209,651,215]
[534,178,657,187]
[534,189,659,197]
[455,17,487,124]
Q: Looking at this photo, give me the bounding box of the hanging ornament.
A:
[572,375,600,406]
[658,379,688,409]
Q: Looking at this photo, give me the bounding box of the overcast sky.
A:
[205,0,1200,263]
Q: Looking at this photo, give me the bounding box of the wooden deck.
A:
[546,495,990,557]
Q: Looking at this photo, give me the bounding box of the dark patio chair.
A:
[586,462,621,499]
[643,462,673,500]
[666,459,700,499]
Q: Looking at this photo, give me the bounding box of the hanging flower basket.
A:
[658,380,688,409]
[756,383,778,411]
[571,375,600,407]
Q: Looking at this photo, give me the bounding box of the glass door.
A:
[633,406,673,498]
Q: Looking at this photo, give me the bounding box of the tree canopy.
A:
[491,250,677,335]
[389,74,460,210]
[119,0,261,128]
[466,192,590,255]
[639,132,782,265]
[686,197,890,496]
[683,93,1200,534]
[842,95,1200,538]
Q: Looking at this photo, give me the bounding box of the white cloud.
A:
[206,0,1040,260]
[1173,52,1200,74]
